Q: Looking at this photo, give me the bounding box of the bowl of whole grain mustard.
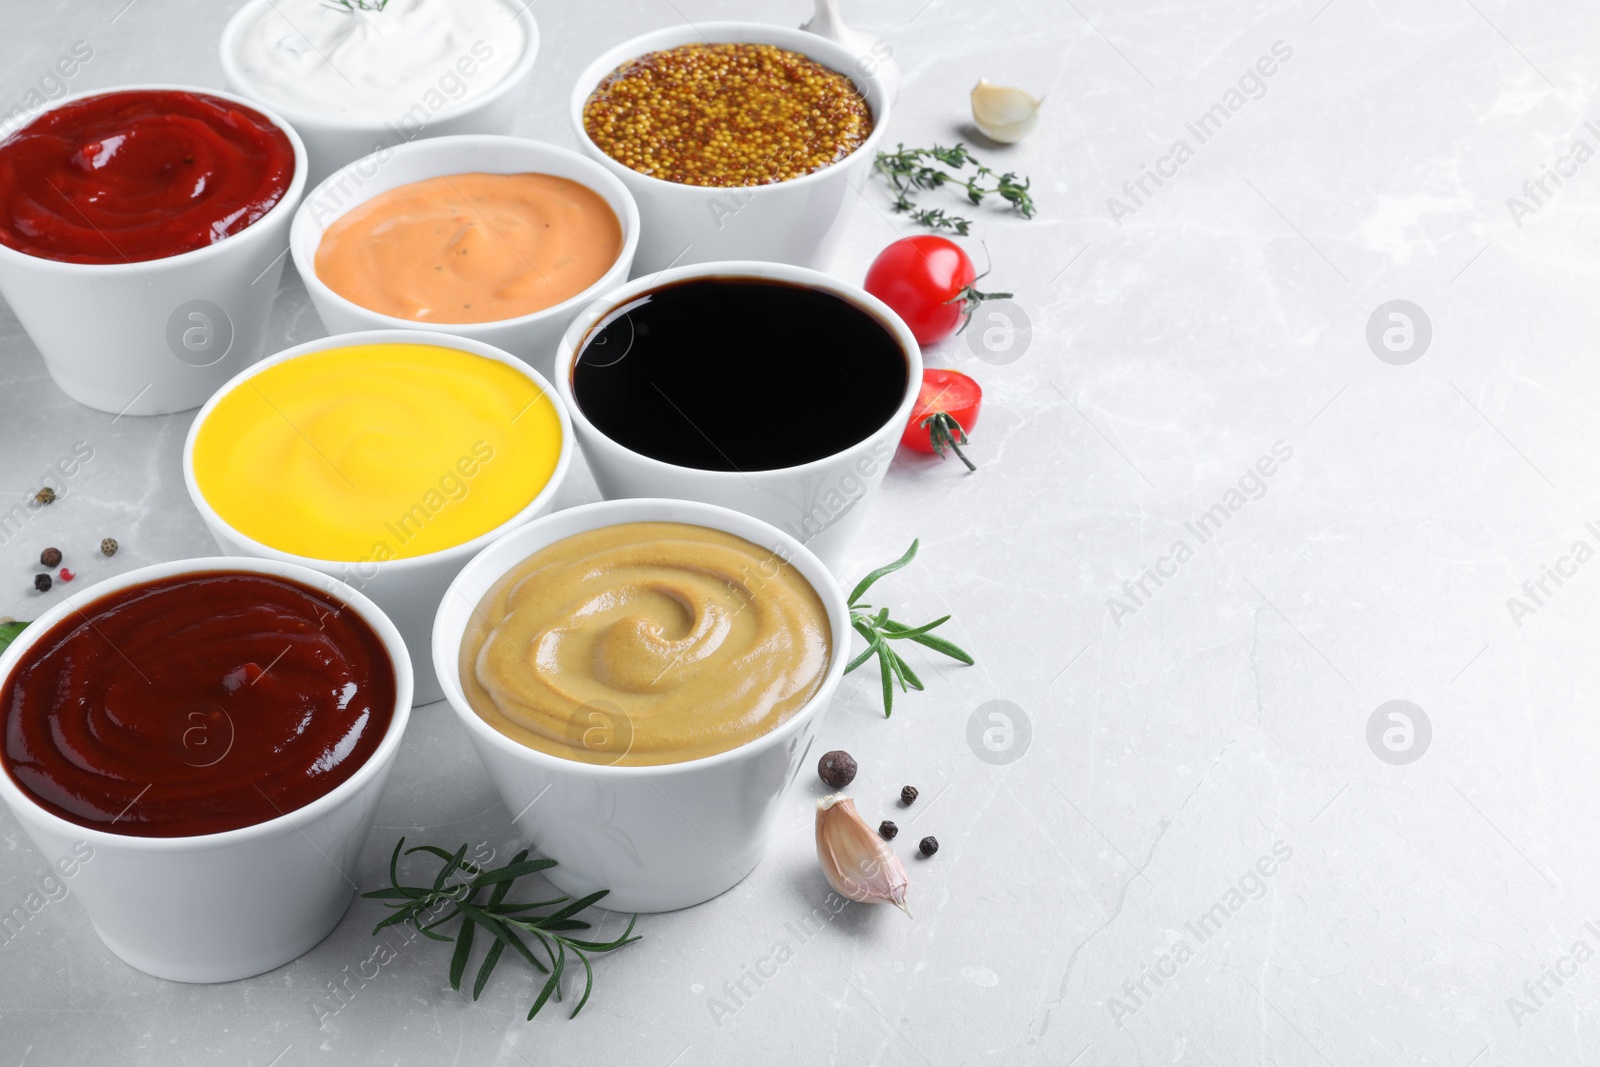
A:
[433,498,850,912]
[570,23,893,274]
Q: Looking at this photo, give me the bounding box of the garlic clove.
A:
[971,79,1043,144]
[800,0,901,104]
[815,793,912,917]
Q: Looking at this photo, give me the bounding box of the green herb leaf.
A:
[0,620,27,655]
[848,539,919,606]
[449,916,476,990]
[882,619,976,664]
[472,938,505,1000]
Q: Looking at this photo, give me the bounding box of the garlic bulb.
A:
[971,79,1043,144]
[815,793,912,916]
[800,0,901,104]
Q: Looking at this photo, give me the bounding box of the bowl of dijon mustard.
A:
[432,497,849,912]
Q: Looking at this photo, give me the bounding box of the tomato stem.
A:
[946,248,1012,333]
[921,412,977,472]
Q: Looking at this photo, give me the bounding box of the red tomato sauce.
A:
[0,90,294,264]
[1,572,395,838]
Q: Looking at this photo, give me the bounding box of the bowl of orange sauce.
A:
[289,134,638,379]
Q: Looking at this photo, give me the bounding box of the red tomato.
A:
[864,235,976,346]
[901,368,982,462]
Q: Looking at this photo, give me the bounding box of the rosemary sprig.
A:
[874,143,1036,229]
[845,540,975,716]
[363,838,640,1020]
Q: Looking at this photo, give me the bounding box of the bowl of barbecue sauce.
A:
[553,261,922,569]
[0,558,412,983]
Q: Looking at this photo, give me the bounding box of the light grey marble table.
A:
[3,0,1595,1063]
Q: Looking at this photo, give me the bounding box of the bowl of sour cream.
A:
[220,0,538,188]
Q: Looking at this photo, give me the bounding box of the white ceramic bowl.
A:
[182,329,573,704]
[433,498,849,913]
[0,84,307,416]
[553,261,922,571]
[290,135,640,380]
[220,0,540,190]
[0,557,413,983]
[569,22,893,274]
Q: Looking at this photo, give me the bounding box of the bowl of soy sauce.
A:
[553,261,922,568]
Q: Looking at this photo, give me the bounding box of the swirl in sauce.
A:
[1,572,395,837]
[459,523,831,766]
[0,90,293,264]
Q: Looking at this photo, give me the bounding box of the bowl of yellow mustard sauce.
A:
[432,497,849,912]
[184,331,572,703]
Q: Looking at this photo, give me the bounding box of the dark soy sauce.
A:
[571,277,908,472]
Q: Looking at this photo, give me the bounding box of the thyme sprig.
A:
[874,143,1036,231]
[363,838,640,1020]
[845,540,975,716]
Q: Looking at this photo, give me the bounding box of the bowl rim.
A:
[433,497,851,779]
[218,0,540,133]
[289,134,641,333]
[0,556,415,851]
[0,83,308,275]
[568,20,893,196]
[553,260,924,481]
[181,328,574,574]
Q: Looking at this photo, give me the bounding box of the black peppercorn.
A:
[33,573,52,593]
[817,750,857,789]
[40,547,62,568]
[901,785,919,805]
[100,538,118,557]
[878,820,898,840]
[918,835,939,857]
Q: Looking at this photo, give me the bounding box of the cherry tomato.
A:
[901,369,982,468]
[865,235,979,346]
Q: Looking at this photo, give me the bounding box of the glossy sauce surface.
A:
[0,90,293,264]
[572,278,907,471]
[1,572,395,837]
[459,522,831,766]
[192,342,563,562]
[315,173,622,324]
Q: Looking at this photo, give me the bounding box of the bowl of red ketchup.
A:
[0,85,306,416]
[0,557,413,983]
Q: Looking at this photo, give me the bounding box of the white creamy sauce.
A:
[234,0,525,121]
